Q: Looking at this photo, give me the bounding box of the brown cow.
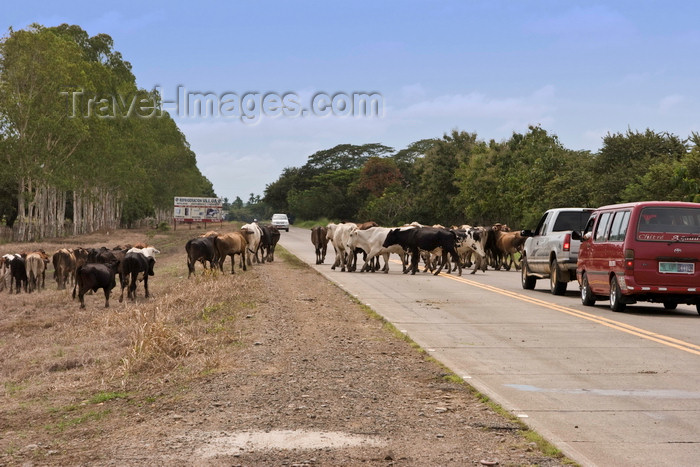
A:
[53,248,76,290]
[493,229,527,270]
[214,232,248,274]
[310,226,329,264]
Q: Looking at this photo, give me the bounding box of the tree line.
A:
[263,127,700,229]
[0,24,215,241]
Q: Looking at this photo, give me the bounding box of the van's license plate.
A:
[659,262,695,274]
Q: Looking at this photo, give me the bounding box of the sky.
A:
[3,1,699,203]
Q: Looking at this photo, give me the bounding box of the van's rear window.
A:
[637,207,700,242]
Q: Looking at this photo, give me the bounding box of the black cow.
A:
[259,225,281,262]
[185,236,217,277]
[72,262,118,309]
[382,227,462,276]
[119,252,155,302]
[9,255,28,294]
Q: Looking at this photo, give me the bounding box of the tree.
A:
[413,130,482,225]
[0,24,92,240]
[0,24,217,239]
[355,157,403,198]
[592,129,687,206]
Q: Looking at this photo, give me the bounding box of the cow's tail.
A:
[72,265,83,299]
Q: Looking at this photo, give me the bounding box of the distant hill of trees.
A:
[0,24,215,241]
[263,127,700,229]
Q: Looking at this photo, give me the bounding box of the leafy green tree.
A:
[413,130,483,225]
[303,143,393,174]
[264,166,300,212]
[0,24,217,238]
[592,129,687,206]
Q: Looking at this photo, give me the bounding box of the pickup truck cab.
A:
[521,208,594,295]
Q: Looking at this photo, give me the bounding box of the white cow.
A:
[127,246,160,258]
[329,222,357,272]
[346,226,410,274]
[0,253,17,292]
[240,223,263,266]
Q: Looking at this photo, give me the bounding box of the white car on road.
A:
[271,213,290,232]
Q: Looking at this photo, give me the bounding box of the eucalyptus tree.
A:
[0,24,92,240]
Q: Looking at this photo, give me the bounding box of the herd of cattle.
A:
[185,222,281,276]
[311,221,528,276]
[0,244,159,308]
[0,219,525,308]
[0,221,282,310]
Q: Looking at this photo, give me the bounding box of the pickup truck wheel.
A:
[521,258,536,289]
[550,260,567,295]
[609,276,626,312]
[580,272,596,306]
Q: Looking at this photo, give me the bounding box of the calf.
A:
[119,251,155,302]
[73,262,118,308]
[185,236,217,277]
[383,227,462,276]
[311,226,329,264]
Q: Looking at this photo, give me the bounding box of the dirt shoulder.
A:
[0,226,570,466]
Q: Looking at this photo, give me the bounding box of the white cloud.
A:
[658,94,684,115]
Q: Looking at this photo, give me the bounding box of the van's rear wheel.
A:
[609,276,626,312]
[580,272,596,306]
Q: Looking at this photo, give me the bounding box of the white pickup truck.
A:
[520,208,594,295]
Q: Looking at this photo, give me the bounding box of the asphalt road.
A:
[279,226,700,467]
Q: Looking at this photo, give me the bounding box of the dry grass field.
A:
[0,223,570,466]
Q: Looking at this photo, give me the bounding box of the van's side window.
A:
[594,212,612,242]
[583,215,596,237]
[608,210,631,242]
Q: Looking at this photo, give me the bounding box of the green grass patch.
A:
[47,409,111,433]
[277,246,309,269]
[4,381,26,397]
[292,218,334,229]
[89,391,128,404]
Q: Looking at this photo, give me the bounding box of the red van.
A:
[576,201,700,313]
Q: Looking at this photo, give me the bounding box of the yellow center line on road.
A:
[433,270,700,356]
[386,259,699,355]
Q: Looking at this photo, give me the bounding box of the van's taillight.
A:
[624,249,634,269]
[563,233,571,251]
